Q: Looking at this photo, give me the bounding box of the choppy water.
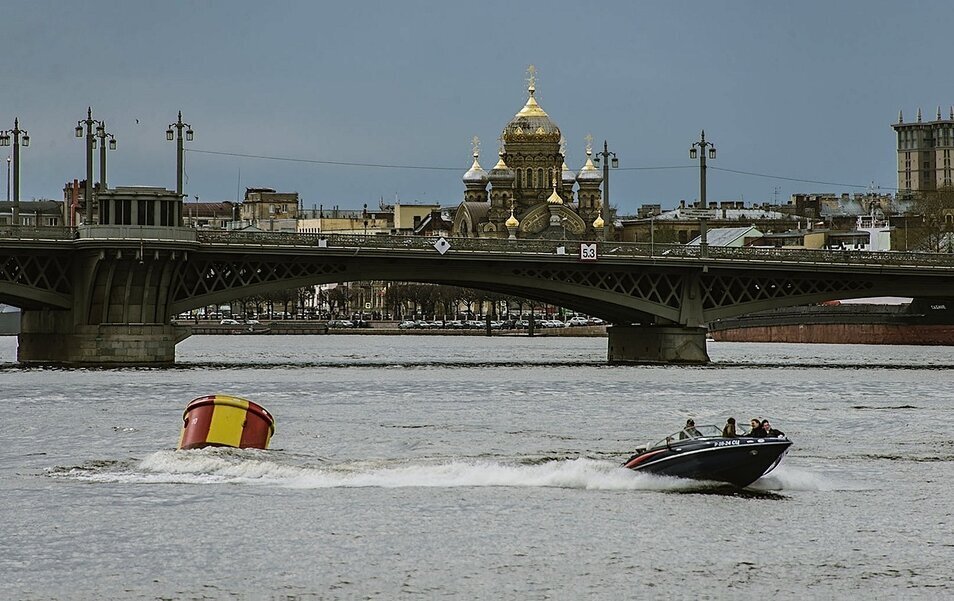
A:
[1,335,953,599]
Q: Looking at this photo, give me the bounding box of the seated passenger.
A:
[684,418,702,438]
[722,417,737,438]
[747,418,767,438]
[762,419,785,437]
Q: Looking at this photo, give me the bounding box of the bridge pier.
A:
[607,325,710,365]
[18,309,190,366]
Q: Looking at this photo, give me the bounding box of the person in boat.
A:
[683,418,702,438]
[722,417,737,438]
[747,418,767,437]
[762,419,785,438]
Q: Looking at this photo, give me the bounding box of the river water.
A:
[1,335,952,600]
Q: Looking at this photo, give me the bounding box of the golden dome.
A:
[502,66,561,143]
[593,210,605,229]
[506,207,520,228]
[546,171,563,205]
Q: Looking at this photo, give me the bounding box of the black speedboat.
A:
[622,425,791,487]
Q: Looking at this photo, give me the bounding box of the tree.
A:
[909,186,954,252]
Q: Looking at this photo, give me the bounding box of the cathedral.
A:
[451,66,607,240]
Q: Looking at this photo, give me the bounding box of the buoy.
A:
[177,394,275,450]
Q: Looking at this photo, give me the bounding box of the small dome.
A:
[577,147,603,183]
[593,211,604,229]
[546,173,563,205]
[463,154,488,186]
[506,208,519,228]
[487,151,515,182]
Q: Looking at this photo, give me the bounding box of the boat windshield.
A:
[647,424,724,449]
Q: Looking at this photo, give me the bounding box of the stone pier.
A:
[607,325,710,365]
[18,309,189,366]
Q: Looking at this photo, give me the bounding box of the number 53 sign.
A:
[579,243,598,262]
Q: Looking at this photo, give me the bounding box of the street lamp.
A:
[167,111,194,197]
[95,122,117,190]
[1,118,30,225]
[76,107,105,223]
[688,129,716,206]
[592,140,618,239]
[689,130,716,256]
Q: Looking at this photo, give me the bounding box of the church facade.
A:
[452,67,607,240]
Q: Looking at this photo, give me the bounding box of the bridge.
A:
[4,224,954,365]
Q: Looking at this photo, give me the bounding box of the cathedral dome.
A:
[487,151,515,183]
[462,155,488,187]
[577,145,603,184]
[502,70,561,143]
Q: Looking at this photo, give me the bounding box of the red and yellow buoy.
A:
[177,394,276,450]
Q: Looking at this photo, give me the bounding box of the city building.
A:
[297,204,393,235]
[239,187,299,231]
[0,199,64,226]
[452,67,606,240]
[182,201,237,229]
[893,106,954,194]
[618,200,798,244]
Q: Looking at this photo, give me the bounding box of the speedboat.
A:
[622,424,791,487]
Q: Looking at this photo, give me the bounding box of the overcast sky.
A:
[3,1,953,214]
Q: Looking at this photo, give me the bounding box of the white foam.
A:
[750,464,863,492]
[64,451,850,494]
[67,451,702,491]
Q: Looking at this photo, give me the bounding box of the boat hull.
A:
[624,438,791,488]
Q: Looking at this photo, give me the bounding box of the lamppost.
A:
[1,118,30,225]
[96,122,117,190]
[689,130,716,256]
[593,139,618,239]
[76,108,105,223]
[166,111,194,197]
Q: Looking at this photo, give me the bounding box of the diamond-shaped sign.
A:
[433,237,451,255]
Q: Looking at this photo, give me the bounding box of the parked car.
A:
[327,319,354,328]
[566,316,590,327]
[219,318,240,325]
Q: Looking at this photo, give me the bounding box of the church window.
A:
[516,170,522,188]
[537,168,545,187]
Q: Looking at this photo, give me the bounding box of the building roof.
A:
[687,226,763,246]
[0,200,63,214]
[182,202,235,218]
[653,207,793,221]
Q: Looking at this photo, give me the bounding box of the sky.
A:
[3,0,954,215]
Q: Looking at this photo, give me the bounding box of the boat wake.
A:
[48,449,840,493]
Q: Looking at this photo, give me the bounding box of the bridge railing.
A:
[5,226,954,268]
[195,230,954,268]
[0,225,77,240]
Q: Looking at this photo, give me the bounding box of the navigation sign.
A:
[580,243,598,262]
[433,236,451,255]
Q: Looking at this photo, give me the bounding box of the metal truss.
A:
[172,257,345,302]
[0,252,72,295]
[699,273,874,311]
